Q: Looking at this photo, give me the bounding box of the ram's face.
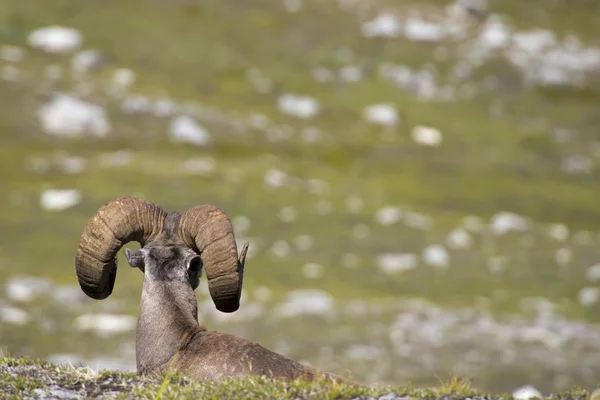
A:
[125,245,203,290]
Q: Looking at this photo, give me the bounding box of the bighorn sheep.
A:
[75,197,358,385]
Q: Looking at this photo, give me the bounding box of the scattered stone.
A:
[378,253,418,274]
[0,45,26,63]
[72,313,137,337]
[578,287,599,307]
[38,94,111,138]
[28,25,82,54]
[40,189,82,211]
[512,384,542,400]
[276,289,334,318]
[71,49,104,73]
[363,104,400,126]
[168,115,212,146]
[5,276,53,303]
[411,125,442,147]
[422,244,450,269]
[361,13,401,38]
[277,93,320,119]
[0,305,30,325]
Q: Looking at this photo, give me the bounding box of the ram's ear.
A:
[186,255,203,290]
[125,248,145,271]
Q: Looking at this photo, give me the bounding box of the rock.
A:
[277,93,320,119]
[168,115,212,146]
[411,125,442,146]
[378,253,418,274]
[363,104,400,126]
[72,313,137,338]
[422,244,450,269]
[28,26,82,54]
[361,14,401,38]
[38,94,111,138]
[512,384,542,400]
[40,189,82,211]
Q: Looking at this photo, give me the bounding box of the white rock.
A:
[40,189,82,211]
[478,17,512,50]
[489,212,529,235]
[294,235,314,251]
[283,0,302,12]
[277,93,320,119]
[2,65,20,82]
[28,26,82,54]
[513,385,542,400]
[378,253,418,274]
[1,306,30,325]
[375,206,402,225]
[275,289,334,318]
[555,247,571,266]
[512,29,557,54]
[99,150,133,167]
[38,94,111,138]
[422,245,450,269]
[71,49,103,73]
[404,211,434,230]
[113,68,136,88]
[411,125,443,146]
[168,115,212,146]
[73,313,137,337]
[585,264,600,282]
[0,45,26,63]
[404,17,446,42]
[446,228,473,249]
[180,158,215,175]
[278,207,297,223]
[153,98,177,118]
[339,65,362,82]
[302,263,324,279]
[547,223,569,241]
[5,276,53,302]
[271,240,291,257]
[312,66,335,83]
[59,156,87,174]
[264,168,288,189]
[361,13,401,38]
[578,287,599,307]
[363,104,399,126]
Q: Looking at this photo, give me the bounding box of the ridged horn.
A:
[75,196,167,300]
[178,205,249,313]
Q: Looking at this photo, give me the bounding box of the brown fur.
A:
[126,223,360,385]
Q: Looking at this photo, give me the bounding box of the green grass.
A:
[0,354,593,400]
[1,0,600,394]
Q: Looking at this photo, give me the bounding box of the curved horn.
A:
[75,196,167,300]
[178,205,249,313]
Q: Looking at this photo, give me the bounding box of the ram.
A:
[75,196,359,385]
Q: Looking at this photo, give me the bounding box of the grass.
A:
[0,354,593,400]
[1,0,600,394]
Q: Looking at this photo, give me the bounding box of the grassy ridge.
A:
[0,354,592,400]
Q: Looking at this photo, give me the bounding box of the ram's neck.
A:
[135,279,204,374]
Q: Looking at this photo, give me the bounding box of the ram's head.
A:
[74,196,249,313]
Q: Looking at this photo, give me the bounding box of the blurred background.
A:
[1,0,600,396]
